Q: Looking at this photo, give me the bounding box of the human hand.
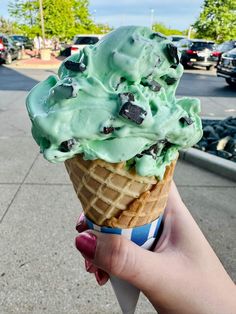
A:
[75,182,236,314]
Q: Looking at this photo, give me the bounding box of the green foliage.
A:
[0,16,21,35]
[8,0,111,40]
[42,0,76,39]
[152,22,185,36]
[194,0,236,42]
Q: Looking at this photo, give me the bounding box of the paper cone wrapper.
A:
[86,216,163,314]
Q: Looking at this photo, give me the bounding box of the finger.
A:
[85,259,97,274]
[76,213,88,233]
[95,269,110,286]
[75,231,161,291]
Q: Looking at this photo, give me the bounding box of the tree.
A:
[0,16,21,34]
[42,0,76,39]
[8,0,109,40]
[194,0,236,42]
[152,22,185,36]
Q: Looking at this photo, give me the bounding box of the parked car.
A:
[10,35,34,50]
[210,40,236,65]
[168,35,186,46]
[71,34,102,55]
[178,39,215,70]
[217,48,236,87]
[0,34,21,64]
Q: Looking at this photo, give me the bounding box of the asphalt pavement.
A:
[0,65,235,313]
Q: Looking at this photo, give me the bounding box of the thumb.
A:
[75,231,160,290]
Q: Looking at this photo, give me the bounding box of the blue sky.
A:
[0,0,204,30]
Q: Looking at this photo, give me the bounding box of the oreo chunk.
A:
[161,75,178,85]
[119,102,147,125]
[102,126,114,134]
[59,139,76,152]
[166,43,179,64]
[64,60,86,72]
[180,116,194,125]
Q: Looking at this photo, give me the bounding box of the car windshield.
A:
[224,48,236,58]
[191,42,214,50]
[74,36,99,45]
[12,36,26,42]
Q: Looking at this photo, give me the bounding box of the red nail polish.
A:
[85,259,96,273]
[95,269,108,286]
[75,233,97,260]
[75,213,85,232]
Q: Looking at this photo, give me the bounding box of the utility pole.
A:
[188,26,192,39]
[39,0,45,47]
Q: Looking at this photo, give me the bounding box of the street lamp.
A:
[150,9,154,30]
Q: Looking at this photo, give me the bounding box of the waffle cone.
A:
[65,155,177,228]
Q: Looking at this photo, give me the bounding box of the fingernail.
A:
[85,259,95,273]
[95,269,107,286]
[75,233,97,260]
[75,213,85,232]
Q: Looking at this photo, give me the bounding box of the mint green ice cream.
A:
[26,26,202,179]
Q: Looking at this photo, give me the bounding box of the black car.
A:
[210,40,236,65]
[0,34,21,64]
[178,39,215,70]
[217,48,236,87]
[10,35,34,50]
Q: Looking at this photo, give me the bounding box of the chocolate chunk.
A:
[148,80,162,92]
[166,43,179,64]
[119,92,135,102]
[161,75,178,85]
[64,60,86,72]
[59,139,76,152]
[119,102,147,125]
[150,32,167,40]
[142,143,159,158]
[103,126,114,134]
[180,116,194,125]
[138,140,167,159]
[142,80,161,92]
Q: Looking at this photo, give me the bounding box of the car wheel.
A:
[5,53,12,64]
[226,78,236,87]
[206,65,212,71]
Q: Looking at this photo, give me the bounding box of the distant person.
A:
[44,38,52,49]
[33,34,43,57]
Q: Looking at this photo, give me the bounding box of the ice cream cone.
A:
[65,155,176,313]
[65,154,177,228]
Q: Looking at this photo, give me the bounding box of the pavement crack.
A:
[0,153,39,224]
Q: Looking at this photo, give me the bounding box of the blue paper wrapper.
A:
[86,215,163,249]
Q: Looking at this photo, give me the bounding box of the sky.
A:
[0,0,204,30]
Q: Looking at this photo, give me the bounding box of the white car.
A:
[71,34,103,55]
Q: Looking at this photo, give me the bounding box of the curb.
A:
[180,148,236,182]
